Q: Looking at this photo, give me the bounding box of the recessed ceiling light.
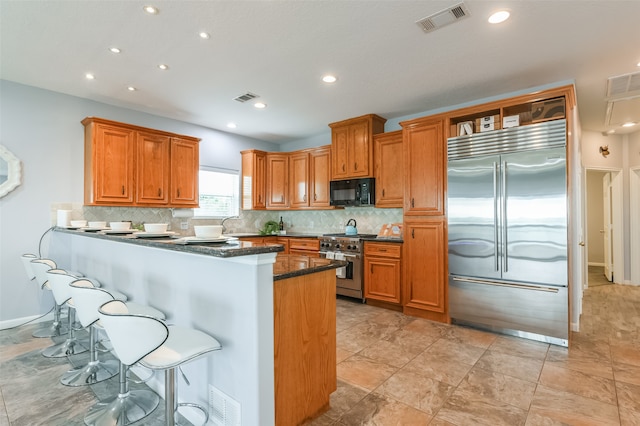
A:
[488,10,510,24]
[254,102,267,109]
[143,5,159,14]
[199,32,210,39]
[127,86,136,91]
[158,64,169,70]
[85,73,95,80]
[109,47,121,54]
[606,129,616,134]
[322,75,337,83]
[622,122,637,127]
[227,122,237,129]
[637,61,640,67]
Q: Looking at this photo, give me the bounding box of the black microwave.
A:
[330,178,375,207]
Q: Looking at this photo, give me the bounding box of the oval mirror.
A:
[0,145,22,198]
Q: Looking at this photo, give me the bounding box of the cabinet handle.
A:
[411,198,415,208]
[314,194,317,201]
[382,189,385,197]
[370,264,373,274]
[354,162,358,170]
[412,229,415,238]
[158,188,161,197]
[177,188,181,198]
[379,249,387,252]
[281,195,284,202]
[342,164,346,172]
[258,195,262,203]
[303,194,306,202]
[121,185,125,195]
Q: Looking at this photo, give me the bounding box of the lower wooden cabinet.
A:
[289,237,320,257]
[403,218,448,322]
[364,242,402,305]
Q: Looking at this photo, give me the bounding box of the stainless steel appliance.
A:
[329,178,375,207]
[447,119,569,346]
[319,233,377,301]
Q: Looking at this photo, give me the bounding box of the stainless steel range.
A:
[319,233,377,301]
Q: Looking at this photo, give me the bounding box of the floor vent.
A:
[209,385,241,426]
[416,2,470,33]
[233,92,259,103]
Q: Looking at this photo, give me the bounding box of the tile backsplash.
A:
[52,203,403,236]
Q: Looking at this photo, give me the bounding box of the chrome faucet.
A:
[220,216,239,233]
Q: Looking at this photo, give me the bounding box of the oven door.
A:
[320,251,363,300]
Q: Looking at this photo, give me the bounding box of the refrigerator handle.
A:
[502,161,508,272]
[493,161,499,272]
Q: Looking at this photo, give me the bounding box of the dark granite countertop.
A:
[273,255,348,281]
[359,236,404,243]
[228,232,323,238]
[54,227,284,258]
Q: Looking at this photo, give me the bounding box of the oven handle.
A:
[319,252,359,259]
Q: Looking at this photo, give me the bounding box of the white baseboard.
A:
[588,262,605,267]
[0,312,54,331]
[621,280,639,286]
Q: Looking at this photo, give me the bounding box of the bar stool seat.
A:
[30,259,69,338]
[99,300,222,426]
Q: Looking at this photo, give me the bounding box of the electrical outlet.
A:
[180,222,189,230]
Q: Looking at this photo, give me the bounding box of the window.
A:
[194,167,240,218]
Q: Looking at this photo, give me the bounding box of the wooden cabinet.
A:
[329,114,386,180]
[374,131,404,208]
[364,242,402,305]
[83,117,200,207]
[402,118,445,216]
[289,146,332,209]
[84,121,136,205]
[277,237,290,254]
[136,131,170,205]
[403,218,447,322]
[288,237,320,257]
[241,150,267,210]
[169,138,199,207]
[309,146,331,207]
[267,153,289,209]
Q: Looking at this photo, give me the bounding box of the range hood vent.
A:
[233,92,259,103]
[416,2,470,33]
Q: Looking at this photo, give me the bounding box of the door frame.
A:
[583,167,624,288]
[630,166,640,285]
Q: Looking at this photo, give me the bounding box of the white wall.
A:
[0,80,278,323]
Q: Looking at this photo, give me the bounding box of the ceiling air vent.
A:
[416,2,470,33]
[606,71,640,100]
[233,92,259,103]
[604,71,640,127]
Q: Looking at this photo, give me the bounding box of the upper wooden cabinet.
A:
[170,138,199,207]
[241,150,267,210]
[401,118,445,216]
[374,130,404,208]
[83,117,200,207]
[289,151,309,209]
[267,153,289,209]
[329,114,386,180]
[289,146,332,209]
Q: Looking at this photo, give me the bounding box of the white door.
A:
[603,173,613,282]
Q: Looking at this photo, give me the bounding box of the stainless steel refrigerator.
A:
[447,119,569,346]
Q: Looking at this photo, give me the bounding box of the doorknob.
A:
[599,230,605,233]
[579,241,585,246]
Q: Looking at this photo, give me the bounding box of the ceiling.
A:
[1,0,639,143]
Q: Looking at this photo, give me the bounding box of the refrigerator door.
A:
[501,147,567,286]
[448,155,502,280]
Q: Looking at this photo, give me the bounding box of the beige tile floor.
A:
[307,268,640,425]
[1,267,638,425]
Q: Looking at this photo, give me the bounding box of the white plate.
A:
[133,231,177,238]
[102,229,136,234]
[81,227,109,232]
[179,236,238,244]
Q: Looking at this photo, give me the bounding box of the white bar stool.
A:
[30,258,68,338]
[42,269,90,358]
[99,300,222,426]
[83,297,166,425]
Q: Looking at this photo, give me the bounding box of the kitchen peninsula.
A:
[48,227,345,426]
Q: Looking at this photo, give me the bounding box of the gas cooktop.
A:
[322,233,378,238]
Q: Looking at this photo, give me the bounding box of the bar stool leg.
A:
[60,325,118,386]
[32,304,68,338]
[42,307,89,358]
[165,368,209,426]
[84,362,159,426]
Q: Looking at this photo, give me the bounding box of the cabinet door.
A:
[289,152,309,208]
[267,154,289,208]
[241,150,267,210]
[403,219,447,318]
[136,131,170,205]
[310,147,331,207]
[404,119,445,215]
[331,126,349,180]
[348,120,370,177]
[365,257,401,304]
[170,138,199,206]
[374,131,404,207]
[92,124,135,204]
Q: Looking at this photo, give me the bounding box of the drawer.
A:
[289,238,320,251]
[364,242,401,258]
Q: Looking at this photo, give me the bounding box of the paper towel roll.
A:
[334,253,347,278]
[57,210,71,227]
